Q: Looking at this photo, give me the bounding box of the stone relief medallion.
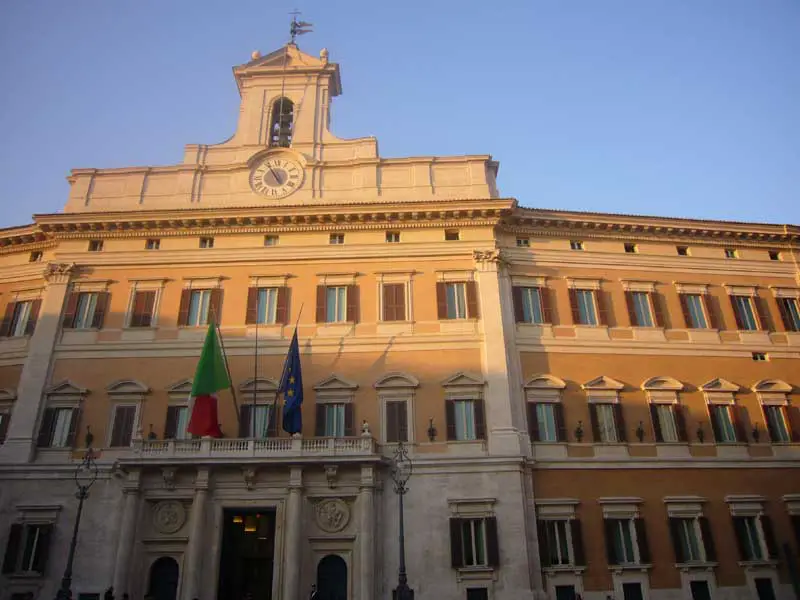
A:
[153,500,186,534]
[315,498,350,533]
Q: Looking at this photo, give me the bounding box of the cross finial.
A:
[289,9,313,44]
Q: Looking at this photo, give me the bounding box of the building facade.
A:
[0,42,799,600]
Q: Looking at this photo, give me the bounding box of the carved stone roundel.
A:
[315,498,350,533]
[153,500,186,534]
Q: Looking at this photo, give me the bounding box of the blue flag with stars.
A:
[279,329,303,434]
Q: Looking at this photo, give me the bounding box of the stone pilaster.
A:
[182,467,210,600]
[112,470,141,595]
[283,466,304,600]
[0,263,76,463]
[358,465,376,600]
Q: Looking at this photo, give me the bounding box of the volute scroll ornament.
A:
[472,249,507,269]
[43,262,77,284]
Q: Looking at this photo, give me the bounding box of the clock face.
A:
[250,157,303,198]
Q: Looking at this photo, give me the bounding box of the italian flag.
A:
[187,322,231,438]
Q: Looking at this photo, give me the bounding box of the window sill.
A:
[5,572,44,580]
[738,560,778,569]
[542,565,586,574]
[455,566,497,583]
[609,563,652,573]
[675,562,718,572]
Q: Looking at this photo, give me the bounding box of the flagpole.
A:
[253,291,259,439]
[211,310,240,431]
[274,303,304,436]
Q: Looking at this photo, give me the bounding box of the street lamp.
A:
[55,448,99,600]
[390,440,414,600]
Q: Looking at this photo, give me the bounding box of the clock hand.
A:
[267,165,282,184]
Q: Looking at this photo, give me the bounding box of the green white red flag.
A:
[187,322,231,438]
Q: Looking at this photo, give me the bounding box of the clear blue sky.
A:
[1,0,798,228]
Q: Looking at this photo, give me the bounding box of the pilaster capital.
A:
[121,468,142,494]
[359,464,376,490]
[473,248,507,272]
[43,262,77,285]
[288,465,304,490]
[194,466,210,491]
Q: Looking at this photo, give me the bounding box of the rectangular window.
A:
[445,229,460,241]
[466,589,489,600]
[654,404,679,443]
[631,292,654,327]
[576,290,598,325]
[460,519,488,566]
[446,283,468,319]
[541,519,573,565]
[595,403,618,442]
[764,405,790,442]
[624,243,637,253]
[674,518,704,562]
[534,403,559,442]
[329,233,345,245]
[255,288,278,324]
[29,251,42,262]
[677,246,689,256]
[186,290,213,326]
[164,405,190,440]
[38,407,76,448]
[521,287,544,324]
[264,235,279,246]
[9,301,34,337]
[768,250,781,261]
[110,405,137,447]
[324,404,346,437]
[732,296,758,330]
[752,352,768,362]
[385,400,408,443]
[88,240,103,252]
[385,231,400,243]
[249,405,274,438]
[516,237,530,248]
[454,399,477,441]
[725,248,738,259]
[129,290,157,328]
[382,283,406,322]
[683,294,709,329]
[778,298,800,332]
[72,293,99,329]
[0,411,10,443]
[710,405,737,443]
[570,240,584,251]
[145,239,160,250]
[199,237,214,248]
[325,286,347,323]
[3,523,52,574]
[735,516,765,560]
[609,519,637,564]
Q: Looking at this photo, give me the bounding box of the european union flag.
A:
[279,329,303,434]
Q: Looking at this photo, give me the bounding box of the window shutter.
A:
[761,516,779,559]
[316,285,327,323]
[554,403,567,442]
[787,405,800,443]
[66,407,82,447]
[397,401,408,442]
[239,405,252,438]
[466,281,479,319]
[674,405,688,442]
[132,290,156,328]
[699,517,716,561]
[164,406,179,439]
[62,293,79,328]
[625,291,638,326]
[24,299,41,336]
[268,404,280,438]
[604,519,619,565]
[650,404,663,443]
[383,283,405,322]
[485,517,500,567]
[596,290,610,326]
[177,289,191,326]
[344,403,355,436]
[635,518,651,563]
[111,407,134,447]
[31,524,53,574]
[613,403,627,443]
[540,287,554,324]
[315,405,326,437]
[276,287,289,325]
[754,296,773,332]
[652,292,666,328]
[130,291,145,327]
[731,516,749,560]
[791,515,800,549]
[245,288,259,324]
[705,294,721,329]
[2,523,23,574]
[512,287,525,323]
[346,285,359,323]
[568,289,580,325]
[536,520,551,567]
[679,294,693,328]
[668,518,685,563]
[91,292,109,328]
[571,520,586,566]
[589,404,601,442]
[445,399,456,441]
[474,399,486,440]
[732,405,748,443]
[729,295,745,330]
[527,403,539,442]
[777,298,794,331]
[0,412,9,443]
[37,408,56,447]
[764,407,780,442]
[436,282,448,319]
[449,518,464,568]
[709,407,722,442]
[208,289,223,325]
[0,302,16,337]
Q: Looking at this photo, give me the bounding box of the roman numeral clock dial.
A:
[250,157,303,199]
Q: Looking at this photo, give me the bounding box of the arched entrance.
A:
[316,554,347,600]
[147,556,180,600]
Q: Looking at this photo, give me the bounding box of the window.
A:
[768,251,781,261]
[591,403,620,442]
[527,402,564,442]
[2,300,40,337]
[731,296,758,330]
[669,518,710,563]
[752,352,768,362]
[29,251,42,262]
[516,237,530,248]
[2,523,53,575]
[650,404,683,443]
[264,235,279,246]
[239,404,276,439]
[326,286,347,322]
[145,239,160,250]
[573,290,598,325]
[0,410,9,444]
[61,291,109,330]
[681,294,709,329]
[724,248,738,259]
[517,287,545,324]
[128,290,157,328]
[569,240,584,251]
[268,97,294,147]
[88,240,103,252]
[445,229,460,241]
[385,231,400,243]
[605,518,649,565]
[447,283,467,319]
[628,292,654,327]
[466,589,489,600]
[437,281,479,320]
[199,237,214,249]
[314,403,354,437]
[178,287,222,327]
[709,405,738,443]
[164,405,190,440]
[329,233,345,245]
[316,284,358,324]
[538,519,578,566]
[385,400,409,443]
[777,297,800,332]
[446,398,485,441]
[732,516,773,561]
[187,290,213,326]
[254,288,278,324]
[449,517,499,568]
[109,405,137,447]
[677,246,689,256]
[36,407,78,448]
[763,405,790,442]
[624,243,637,254]
[381,283,406,322]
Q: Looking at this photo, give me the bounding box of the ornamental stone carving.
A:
[43,262,77,284]
[473,249,506,270]
[315,498,350,533]
[152,500,186,534]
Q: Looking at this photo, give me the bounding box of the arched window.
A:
[269,98,294,147]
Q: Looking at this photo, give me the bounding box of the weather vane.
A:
[289,10,313,44]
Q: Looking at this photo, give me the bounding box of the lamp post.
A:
[55,448,98,600]
[390,440,414,600]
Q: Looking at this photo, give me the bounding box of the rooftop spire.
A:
[289,9,313,44]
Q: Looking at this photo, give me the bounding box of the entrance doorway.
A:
[147,557,179,600]
[216,509,276,600]
[316,555,347,600]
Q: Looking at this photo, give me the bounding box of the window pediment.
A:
[106,379,150,395]
[45,380,88,396]
[700,378,739,393]
[165,378,194,395]
[751,379,792,394]
[374,372,419,389]
[524,374,567,390]
[582,375,624,391]
[641,376,684,392]
[239,377,279,394]
[0,388,17,402]
[314,374,358,392]
[441,372,485,389]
